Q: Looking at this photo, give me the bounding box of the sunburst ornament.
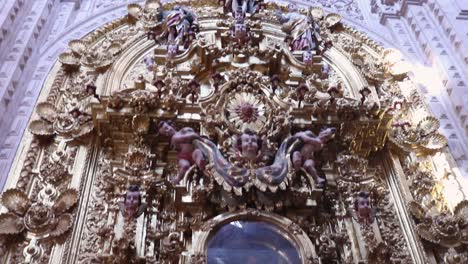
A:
[226,92,266,132]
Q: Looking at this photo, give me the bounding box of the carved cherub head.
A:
[69,108,82,119]
[85,82,97,96]
[120,185,145,219]
[237,129,261,161]
[167,44,179,57]
[234,10,245,22]
[158,121,176,137]
[354,191,372,225]
[303,51,313,65]
[318,127,336,142]
[233,22,248,41]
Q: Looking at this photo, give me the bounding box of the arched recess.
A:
[190,210,317,262]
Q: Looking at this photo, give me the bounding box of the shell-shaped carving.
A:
[36,102,57,122]
[94,58,114,72]
[417,116,440,136]
[49,213,73,237]
[128,3,143,19]
[381,48,402,65]
[145,0,161,10]
[416,224,438,244]
[108,42,122,56]
[420,133,447,152]
[73,121,94,139]
[52,189,79,214]
[390,60,411,78]
[309,7,324,20]
[325,13,341,28]
[454,200,468,219]
[58,52,81,71]
[29,120,54,136]
[132,115,150,135]
[407,201,426,220]
[68,40,88,56]
[0,213,25,235]
[351,53,364,67]
[1,189,31,216]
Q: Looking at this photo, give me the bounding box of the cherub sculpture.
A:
[158,121,206,183]
[194,128,294,191]
[119,185,146,219]
[276,4,321,52]
[236,128,261,162]
[292,127,336,186]
[354,191,373,225]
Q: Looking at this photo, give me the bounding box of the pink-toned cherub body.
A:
[158,121,206,183]
[292,127,335,186]
[354,191,373,225]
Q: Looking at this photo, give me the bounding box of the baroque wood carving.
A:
[1,1,466,263]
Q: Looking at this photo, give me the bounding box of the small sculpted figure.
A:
[119,185,146,219]
[276,4,321,52]
[143,56,155,71]
[223,0,259,18]
[186,80,200,104]
[292,127,336,186]
[158,121,206,183]
[211,72,225,92]
[303,50,313,65]
[165,5,198,56]
[354,191,373,225]
[153,79,165,98]
[231,19,250,44]
[75,82,100,115]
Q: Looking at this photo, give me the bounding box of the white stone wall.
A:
[0,0,467,190]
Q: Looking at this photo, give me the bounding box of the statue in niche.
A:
[354,191,373,225]
[221,0,260,18]
[143,56,155,72]
[79,83,101,115]
[164,6,198,56]
[119,185,146,219]
[303,50,314,65]
[276,4,321,52]
[158,121,206,184]
[231,18,251,44]
[292,127,336,187]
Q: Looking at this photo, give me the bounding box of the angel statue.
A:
[292,127,336,187]
[164,5,198,56]
[220,0,260,19]
[158,121,206,184]
[353,191,374,225]
[276,4,321,52]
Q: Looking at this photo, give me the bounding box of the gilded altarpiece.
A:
[1,1,467,263]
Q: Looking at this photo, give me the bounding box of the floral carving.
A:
[0,188,78,254]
